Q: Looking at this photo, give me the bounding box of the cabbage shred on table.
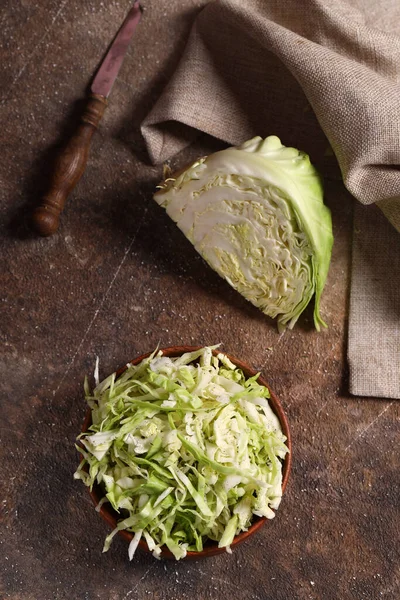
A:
[155,136,333,332]
[74,347,289,560]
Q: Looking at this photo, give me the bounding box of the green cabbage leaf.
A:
[74,347,289,560]
[155,136,333,331]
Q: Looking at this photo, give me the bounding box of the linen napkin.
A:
[141,0,400,399]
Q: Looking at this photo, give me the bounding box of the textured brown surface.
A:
[1,1,399,599]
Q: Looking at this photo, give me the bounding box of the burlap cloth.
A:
[141,0,400,399]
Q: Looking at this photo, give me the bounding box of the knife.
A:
[32,1,142,236]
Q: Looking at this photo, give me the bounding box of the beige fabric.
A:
[349,204,400,398]
[141,0,400,398]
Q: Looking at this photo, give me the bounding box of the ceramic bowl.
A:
[80,346,292,559]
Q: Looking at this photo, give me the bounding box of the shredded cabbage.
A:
[74,347,289,560]
[155,136,333,331]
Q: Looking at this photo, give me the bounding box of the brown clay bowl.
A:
[80,346,292,559]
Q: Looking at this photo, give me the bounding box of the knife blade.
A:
[91,2,141,98]
[32,1,142,236]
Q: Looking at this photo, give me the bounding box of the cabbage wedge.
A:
[155,136,333,331]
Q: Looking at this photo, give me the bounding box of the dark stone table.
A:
[1,1,398,599]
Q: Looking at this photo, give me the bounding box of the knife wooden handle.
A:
[32,93,108,236]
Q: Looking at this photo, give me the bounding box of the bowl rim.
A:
[79,345,292,559]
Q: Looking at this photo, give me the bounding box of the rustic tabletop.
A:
[1,1,399,599]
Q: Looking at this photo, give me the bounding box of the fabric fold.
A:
[141,0,400,398]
